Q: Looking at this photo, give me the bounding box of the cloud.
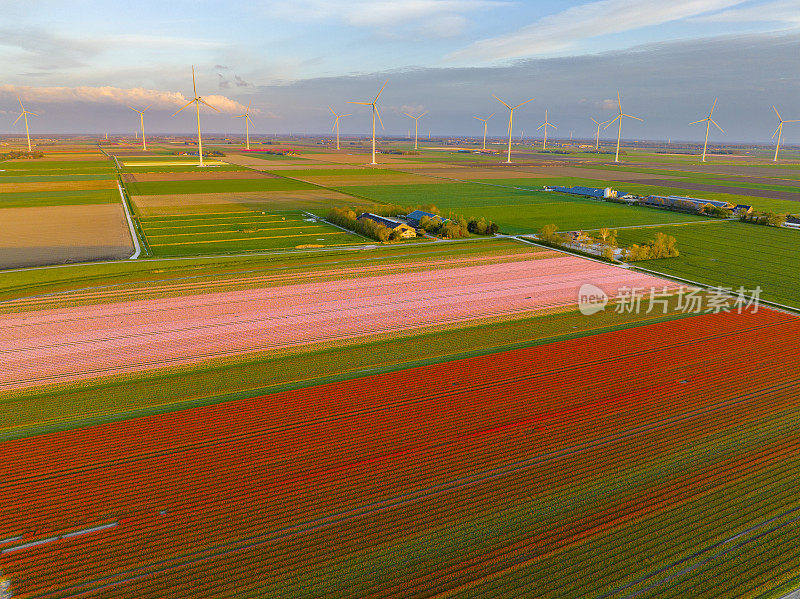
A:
[449,0,749,61]
[0,84,250,114]
[693,0,800,23]
[0,27,97,70]
[0,27,224,72]
[263,0,507,38]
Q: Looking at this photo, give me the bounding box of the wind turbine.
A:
[771,105,799,162]
[128,105,151,151]
[348,80,387,165]
[493,95,534,163]
[604,92,642,163]
[591,118,607,151]
[473,113,494,150]
[173,66,219,167]
[14,97,38,153]
[537,109,556,150]
[689,98,723,162]
[403,110,428,150]
[234,101,255,150]
[329,107,351,150]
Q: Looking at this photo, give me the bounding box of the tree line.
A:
[327,203,500,242]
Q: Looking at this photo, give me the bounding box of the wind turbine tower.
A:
[329,107,351,150]
[771,105,799,162]
[493,95,534,163]
[403,110,428,150]
[689,98,723,162]
[173,66,219,167]
[348,81,387,165]
[14,98,38,153]
[128,105,151,151]
[537,110,556,150]
[604,92,642,163]
[234,101,255,150]
[473,113,494,150]
[591,118,606,151]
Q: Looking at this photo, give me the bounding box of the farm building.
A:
[357,213,417,238]
[406,210,445,227]
[640,195,735,212]
[545,186,617,199]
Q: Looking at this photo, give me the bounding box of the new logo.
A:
[578,283,608,316]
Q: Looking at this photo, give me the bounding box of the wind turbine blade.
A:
[144,105,151,112]
[192,65,198,98]
[375,105,384,130]
[374,80,388,102]
[473,116,482,121]
[772,124,781,139]
[247,116,254,127]
[604,115,621,129]
[487,113,495,120]
[617,92,622,113]
[550,124,557,129]
[172,99,196,116]
[623,114,643,121]
[710,119,724,132]
[128,106,138,113]
[347,101,371,105]
[784,119,800,123]
[199,98,219,112]
[18,97,24,110]
[710,97,718,116]
[340,114,351,118]
[332,118,338,132]
[688,119,706,125]
[537,123,545,130]
[28,112,38,117]
[419,111,428,118]
[403,112,413,119]
[514,98,535,109]
[492,95,511,110]
[13,113,22,125]
[773,105,782,121]
[591,118,599,125]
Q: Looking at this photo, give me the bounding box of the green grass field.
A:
[338,181,707,233]
[0,189,118,208]
[476,176,800,214]
[0,160,114,173]
[615,220,800,307]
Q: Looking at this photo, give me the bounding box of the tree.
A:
[599,227,610,243]
[766,212,786,227]
[539,224,559,243]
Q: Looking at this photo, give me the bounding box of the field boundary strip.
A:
[111,154,150,257]
[117,182,141,259]
[0,309,701,442]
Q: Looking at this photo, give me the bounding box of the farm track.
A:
[2,309,800,596]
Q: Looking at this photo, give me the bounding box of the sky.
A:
[0,0,799,142]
